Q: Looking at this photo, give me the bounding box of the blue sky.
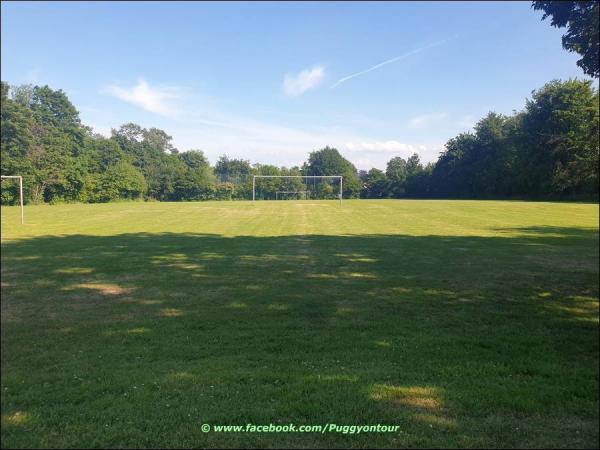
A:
[1,1,594,169]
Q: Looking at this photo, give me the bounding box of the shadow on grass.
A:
[1,226,598,448]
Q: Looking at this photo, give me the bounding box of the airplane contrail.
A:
[330,38,450,89]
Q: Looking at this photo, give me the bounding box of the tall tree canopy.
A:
[430,79,598,199]
[532,1,600,77]
[519,78,599,195]
[305,146,361,198]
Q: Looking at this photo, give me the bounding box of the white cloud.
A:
[283,66,326,97]
[343,140,418,155]
[172,110,445,169]
[104,78,180,117]
[25,68,41,84]
[342,140,445,168]
[95,80,444,170]
[88,124,112,137]
[409,112,448,128]
[457,115,476,129]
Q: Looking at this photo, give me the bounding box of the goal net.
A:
[253,176,342,202]
[276,191,308,200]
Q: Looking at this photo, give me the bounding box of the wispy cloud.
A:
[283,66,326,97]
[343,140,445,167]
[87,124,112,137]
[97,76,443,169]
[331,39,449,89]
[409,112,448,128]
[25,68,40,84]
[103,78,180,117]
[172,107,444,169]
[457,115,476,129]
[344,140,419,154]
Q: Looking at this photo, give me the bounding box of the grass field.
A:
[1,200,598,448]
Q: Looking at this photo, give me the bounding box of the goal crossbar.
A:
[1,175,24,224]
[252,175,343,203]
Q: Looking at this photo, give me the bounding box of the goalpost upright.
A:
[1,175,24,224]
[252,175,343,204]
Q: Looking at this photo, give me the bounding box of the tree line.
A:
[362,79,598,200]
[1,78,598,205]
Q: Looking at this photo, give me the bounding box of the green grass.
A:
[1,200,598,448]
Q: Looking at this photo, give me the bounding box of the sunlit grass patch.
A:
[159,308,185,317]
[103,327,151,337]
[370,385,444,412]
[64,283,135,296]
[1,411,31,428]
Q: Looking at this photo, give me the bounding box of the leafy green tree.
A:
[1,82,34,170]
[110,123,189,201]
[386,156,408,197]
[105,161,147,200]
[174,150,215,200]
[10,84,35,108]
[405,153,422,178]
[214,182,235,200]
[363,168,389,199]
[143,127,177,154]
[3,77,597,205]
[2,83,88,203]
[252,164,282,199]
[215,155,253,199]
[112,122,144,143]
[179,149,209,170]
[79,136,126,173]
[305,146,349,175]
[81,161,146,203]
[30,85,84,154]
[305,146,361,198]
[430,113,516,198]
[0,84,36,205]
[470,112,514,196]
[431,132,478,197]
[278,166,306,196]
[173,171,215,201]
[427,79,598,199]
[519,79,599,196]
[144,155,186,201]
[111,123,159,169]
[406,162,433,198]
[215,155,252,181]
[403,154,428,197]
[532,1,599,77]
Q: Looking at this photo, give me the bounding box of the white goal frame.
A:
[252,175,343,204]
[1,175,24,224]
